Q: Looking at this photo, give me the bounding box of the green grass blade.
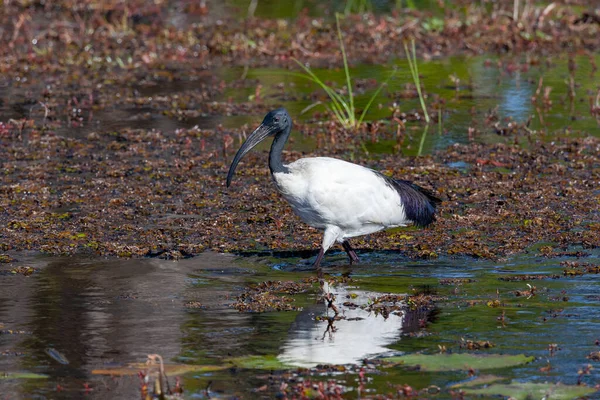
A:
[403,41,418,91]
[300,102,322,115]
[318,83,350,124]
[418,123,429,156]
[292,57,353,126]
[325,98,349,127]
[344,0,352,15]
[404,39,430,124]
[411,39,429,123]
[357,70,396,124]
[292,59,347,116]
[336,13,355,126]
[325,104,348,128]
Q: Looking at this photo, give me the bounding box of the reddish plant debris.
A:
[487,299,502,308]
[561,261,600,276]
[0,254,16,263]
[514,284,536,298]
[548,343,561,356]
[183,301,205,309]
[460,339,495,350]
[498,274,560,281]
[0,1,599,78]
[231,280,313,312]
[439,278,477,285]
[9,266,38,276]
[587,351,600,361]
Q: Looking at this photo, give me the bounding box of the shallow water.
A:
[223,53,600,154]
[1,249,599,398]
[3,52,597,158]
[221,0,443,19]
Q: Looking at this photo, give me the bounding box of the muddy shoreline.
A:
[1,1,599,260]
[1,129,598,261]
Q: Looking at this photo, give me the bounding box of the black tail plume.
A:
[391,179,441,227]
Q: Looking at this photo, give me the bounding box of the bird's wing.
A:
[298,158,408,230]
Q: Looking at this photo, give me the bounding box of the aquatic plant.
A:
[247,0,258,17]
[396,0,416,9]
[344,0,372,15]
[293,14,391,130]
[417,124,429,156]
[403,38,430,124]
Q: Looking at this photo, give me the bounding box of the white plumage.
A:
[273,157,410,251]
[227,108,439,268]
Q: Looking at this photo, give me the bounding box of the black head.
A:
[261,108,291,133]
[226,108,292,187]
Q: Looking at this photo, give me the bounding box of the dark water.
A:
[1,249,599,398]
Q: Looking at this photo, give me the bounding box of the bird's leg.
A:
[313,248,326,297]
[315,227,339,269]
[313,247,325,269]
[342,240,360,265]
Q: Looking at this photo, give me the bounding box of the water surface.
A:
[2,249,599,397]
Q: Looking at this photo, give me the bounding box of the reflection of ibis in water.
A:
[277,286,436,367]
[226,108,441,268]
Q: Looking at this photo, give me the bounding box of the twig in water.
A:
[147,354,171,395]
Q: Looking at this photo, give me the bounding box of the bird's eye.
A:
[273,117,279,122]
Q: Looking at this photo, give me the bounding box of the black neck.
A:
[269,124,291,175]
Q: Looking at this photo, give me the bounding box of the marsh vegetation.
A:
[0,0,599,398]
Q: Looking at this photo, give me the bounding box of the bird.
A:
[226,108,440,269]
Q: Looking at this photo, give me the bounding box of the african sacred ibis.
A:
[226,108,440,268]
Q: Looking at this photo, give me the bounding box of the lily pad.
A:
[227,355,292,370]
[463,382,598,400]
[382,353,534,372]
[1,372,48,380]
[450,374,507,388]
[92,363,225,376]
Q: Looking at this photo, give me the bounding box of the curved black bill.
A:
[226,123,275,187]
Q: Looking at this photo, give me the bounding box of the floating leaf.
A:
[382,353,534,372]
[463,382,598,400]
[1,372,48,380]
[227,355,292,370]
[450,374,508,388]
[92,363,225,376]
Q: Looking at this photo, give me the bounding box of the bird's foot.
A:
[342,240,360,265]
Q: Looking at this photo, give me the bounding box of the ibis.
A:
[226,108,440,268]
